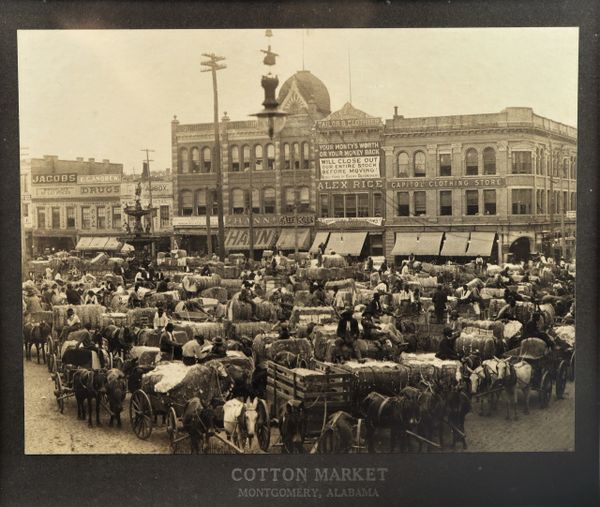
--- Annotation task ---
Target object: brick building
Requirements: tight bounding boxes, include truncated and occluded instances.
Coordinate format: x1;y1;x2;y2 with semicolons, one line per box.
28;155;124;256
171;70;329;257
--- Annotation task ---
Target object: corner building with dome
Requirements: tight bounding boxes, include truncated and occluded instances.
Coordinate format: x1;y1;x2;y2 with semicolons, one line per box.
171;70;576;263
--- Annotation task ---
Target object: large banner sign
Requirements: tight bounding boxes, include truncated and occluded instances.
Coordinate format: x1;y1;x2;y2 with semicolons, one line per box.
318;142;380;180
31;173;77;185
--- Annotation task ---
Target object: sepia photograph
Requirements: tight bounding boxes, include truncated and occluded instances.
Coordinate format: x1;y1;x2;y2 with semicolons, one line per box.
18;27;578;456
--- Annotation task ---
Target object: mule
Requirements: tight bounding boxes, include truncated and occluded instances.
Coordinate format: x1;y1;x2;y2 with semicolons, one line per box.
105;368;127;427
315;411;361;454
360;391;420;453
181;397;216;454
466;358;502;416
222;397;259;450
445;382;472;449
497;358;532;420
23;321;51;364
279;400;307;454
414;381;446;451
73;369;107;427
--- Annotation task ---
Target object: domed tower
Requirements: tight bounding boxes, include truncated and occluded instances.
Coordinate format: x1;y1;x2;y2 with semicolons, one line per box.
277;70;331;118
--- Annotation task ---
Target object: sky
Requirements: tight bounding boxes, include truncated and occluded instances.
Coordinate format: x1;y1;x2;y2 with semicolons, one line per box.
18;28;578;175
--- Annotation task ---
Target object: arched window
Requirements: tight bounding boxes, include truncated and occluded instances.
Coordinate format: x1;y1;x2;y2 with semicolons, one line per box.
263;187;276;214
414;151;426;177
254;145;263;171
251;188;260;213
202;147;212;172
298;186;310;212
302;142;310;169
284;187;295;212
179;148;189;174
231;188;245;214
230;145;240;172
465;148;478;175
180;190;193;216
266;144;275;170
562;158;569;178
195;190;206;215
283;143;291;170
242;145;251;171
539;148;545;175
293;142;300;170
191;147;200;172
397;152;409;177
483;147;496;175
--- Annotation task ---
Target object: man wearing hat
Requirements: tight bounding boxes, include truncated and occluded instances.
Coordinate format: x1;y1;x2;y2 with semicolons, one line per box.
59;307;82;341
240;280;258;319
182;335;205;366
160;322;182;361
449;310;462;336
333;307;363;363
199;337;227;363
310;282;327;307
66;283;81;305
436;327;460;360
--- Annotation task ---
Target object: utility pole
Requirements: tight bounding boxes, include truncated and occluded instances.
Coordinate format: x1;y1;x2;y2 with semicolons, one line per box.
549;140;555;259
141;148;155;259
206;189;213;256
293;161;299;259
201;53;227;261
559;145;566;260
248;163;255;261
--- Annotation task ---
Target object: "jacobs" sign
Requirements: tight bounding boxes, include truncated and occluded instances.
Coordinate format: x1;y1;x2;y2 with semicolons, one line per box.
31;173;77;185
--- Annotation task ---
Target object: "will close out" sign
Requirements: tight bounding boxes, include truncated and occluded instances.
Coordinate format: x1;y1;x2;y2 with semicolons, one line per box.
318;142;380;180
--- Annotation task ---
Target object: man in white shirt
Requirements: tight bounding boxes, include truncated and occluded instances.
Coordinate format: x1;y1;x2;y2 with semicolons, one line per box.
153;307;169;330
182;335;205;366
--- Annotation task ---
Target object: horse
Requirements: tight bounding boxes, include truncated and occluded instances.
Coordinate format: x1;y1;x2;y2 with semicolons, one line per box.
221;397;260;450
101;325;136;357
360;391;420;453
279;400;307;454
105;368;127;427
23;321;51;364
465;358;502;416
413;379;447;451
496;358;532;420
73;369;108;427
181;397;216;454
315;411;362;454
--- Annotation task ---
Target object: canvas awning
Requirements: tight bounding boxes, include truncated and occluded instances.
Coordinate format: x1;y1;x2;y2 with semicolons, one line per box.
466;232;496;257
390;233;419;256
75;237;94;251
89;237;110;250
276;228;311;250
225;228;278;250
309;232;330;253
413;232;444;256
440;232;471;256
326;232;367;256
104;237;123;251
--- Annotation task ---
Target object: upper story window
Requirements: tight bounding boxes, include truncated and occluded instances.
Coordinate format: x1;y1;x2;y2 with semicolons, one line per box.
231;188;245;214
302;142;310;169
465;148;478;176
396;192;409;216
180;190;193;216
512;151;532;174
414;191;426;216
52;207;61;229
202;147;212;172
439;153;451;177
230;146;240;172
263;187;276;214
298;186;310;212
561;158;569;179
284;187;296;213
191;147;200;172
397;152;409;178
266;144;275;170
96;207;106;229
80;207;90;229
484;189;496;215
195;189;207;216
319;194;330;218
254;145;263;171
283;143;291;170
512;189;533;214
465;189;479;215
373;193;383;217
414;151;426;177
440;190;452;216
242;145;251;171
293;143;300;170
483;147;496;175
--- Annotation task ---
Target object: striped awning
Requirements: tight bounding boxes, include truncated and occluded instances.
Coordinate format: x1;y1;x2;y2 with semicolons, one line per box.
440;232;471;256
466;232;496;257
413;232;444;256
390;233;419;256
326;232;367;256
75;237;94;251
276;228;311;250
309;232;330;253
225;229;278;250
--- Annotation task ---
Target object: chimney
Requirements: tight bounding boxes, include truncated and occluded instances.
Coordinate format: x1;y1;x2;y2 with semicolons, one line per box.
394;106;398;118
102;159;109;163
88;157;95;162
76;157;84;161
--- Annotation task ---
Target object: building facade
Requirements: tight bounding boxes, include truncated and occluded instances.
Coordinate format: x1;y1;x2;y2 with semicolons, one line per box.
28;155;124;255
170;70;577;263
171;70;329;258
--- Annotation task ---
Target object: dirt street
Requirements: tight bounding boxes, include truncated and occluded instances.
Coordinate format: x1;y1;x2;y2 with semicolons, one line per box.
24;358;574;454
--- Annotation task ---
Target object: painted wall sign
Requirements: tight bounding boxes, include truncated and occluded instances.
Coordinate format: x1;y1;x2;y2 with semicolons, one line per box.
316;118;382;129
121;181;173;198
318;217;384;227
79;174;122;184
31;186;78;198
225;228;277;249
317;179;383;191
80;185;121;195
172;216;218;227
388;177;506;190
224;215;281;227
31;173;77;185
279;214;316;226
32;184;122;199
318;142;380;180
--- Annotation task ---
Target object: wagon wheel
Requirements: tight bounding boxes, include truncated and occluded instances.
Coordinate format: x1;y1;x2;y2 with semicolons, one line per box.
54;374;64;414
46;337;55;369
539;372;553;408
568;351;575;381
130;390;154;440
555;360;568;399
51;354;59;375
256;398;271;452
47;353;55;374
166;407;179;453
